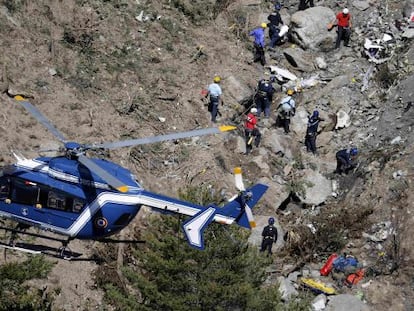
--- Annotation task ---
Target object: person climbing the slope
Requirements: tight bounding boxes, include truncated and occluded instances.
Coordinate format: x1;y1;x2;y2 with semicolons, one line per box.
249;23;267;65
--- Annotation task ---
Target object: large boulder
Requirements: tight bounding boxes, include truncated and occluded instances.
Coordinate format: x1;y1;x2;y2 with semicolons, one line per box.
258;176;291;213
297;169;332;205
290;7;336;51
224;75;253;103
283;47;316;72
262;128;298;159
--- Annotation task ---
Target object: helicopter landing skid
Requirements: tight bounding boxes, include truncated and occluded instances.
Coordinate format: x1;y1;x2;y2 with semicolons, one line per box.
0;240;80;260
0;225;79;260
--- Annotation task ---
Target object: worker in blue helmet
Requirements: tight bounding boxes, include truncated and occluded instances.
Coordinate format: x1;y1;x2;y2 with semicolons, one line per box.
305;110;324;155
260;217;278;256
334;147;358;174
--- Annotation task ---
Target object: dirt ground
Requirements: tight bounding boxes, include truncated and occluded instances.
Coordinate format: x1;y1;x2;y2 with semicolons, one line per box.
0;0;413;310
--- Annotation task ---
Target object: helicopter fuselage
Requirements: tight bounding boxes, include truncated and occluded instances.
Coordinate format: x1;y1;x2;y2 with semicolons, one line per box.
0;156;144;239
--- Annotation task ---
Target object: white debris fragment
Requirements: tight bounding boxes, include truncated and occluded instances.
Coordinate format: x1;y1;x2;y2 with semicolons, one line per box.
48;68;57;76
390;136;401;144
136;10;144;22
335;110;351;129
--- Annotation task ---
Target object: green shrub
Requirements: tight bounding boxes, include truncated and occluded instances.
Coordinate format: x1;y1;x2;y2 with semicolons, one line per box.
0;256;56;311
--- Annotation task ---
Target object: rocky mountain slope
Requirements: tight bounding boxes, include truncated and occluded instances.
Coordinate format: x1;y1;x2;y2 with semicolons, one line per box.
0;0;413;310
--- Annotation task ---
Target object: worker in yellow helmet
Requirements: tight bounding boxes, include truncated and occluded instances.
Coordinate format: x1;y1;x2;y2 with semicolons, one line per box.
206;76;222;123
249;23;267;66
276;89;296;134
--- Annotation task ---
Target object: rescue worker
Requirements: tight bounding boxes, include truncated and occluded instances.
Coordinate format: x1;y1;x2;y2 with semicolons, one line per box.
298;0;314;11
244;108;261;155
267;3;284;48
334;8;352;49
276;89;296;134
305;110;324;155
260;217;278;256
206;76;222;123
255;77;275;118
335;147;358;174
249;23;267;66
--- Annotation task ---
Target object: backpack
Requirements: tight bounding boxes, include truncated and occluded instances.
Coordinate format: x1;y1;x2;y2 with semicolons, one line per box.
333;256;358;272
280;97;293;112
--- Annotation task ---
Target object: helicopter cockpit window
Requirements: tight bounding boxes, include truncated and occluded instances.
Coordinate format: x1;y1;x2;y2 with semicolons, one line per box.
10;178;38;205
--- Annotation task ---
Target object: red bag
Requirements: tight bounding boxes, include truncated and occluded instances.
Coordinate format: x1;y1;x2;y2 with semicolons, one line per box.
345;269;364;287
320;253;338;276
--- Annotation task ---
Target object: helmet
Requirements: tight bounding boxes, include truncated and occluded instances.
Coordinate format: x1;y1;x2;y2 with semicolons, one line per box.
287;89;294;96
250;107;258;114
275;3;282;10
213;76;221;83
312;110;319;118
261;22;267;29
343;8;349;15
350;147;358;156
268;217;275;225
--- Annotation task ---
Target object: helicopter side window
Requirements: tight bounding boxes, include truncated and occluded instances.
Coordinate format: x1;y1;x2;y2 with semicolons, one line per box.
72;199;84;213
48;191;67;211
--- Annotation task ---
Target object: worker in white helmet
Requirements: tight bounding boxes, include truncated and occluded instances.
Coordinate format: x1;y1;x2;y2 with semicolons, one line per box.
244;108;261;155
334;8;352;49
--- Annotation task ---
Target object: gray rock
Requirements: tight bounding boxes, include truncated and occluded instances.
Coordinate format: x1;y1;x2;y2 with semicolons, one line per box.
297;169;332;205
259;176;291;216
326;294;370;311
352;0;371;11
401;28;414;39
312;294;327;311
224;75;253;104
290;7;337;51
283;47;316;72
315;56;328;69
277;276;299;302
262;129;295;159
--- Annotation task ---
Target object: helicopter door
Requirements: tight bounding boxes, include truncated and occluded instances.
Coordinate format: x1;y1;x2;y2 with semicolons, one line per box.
0;177;10;200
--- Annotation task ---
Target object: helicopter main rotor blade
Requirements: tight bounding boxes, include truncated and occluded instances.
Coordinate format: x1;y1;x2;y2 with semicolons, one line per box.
90;125;236;150
77;154;128;193
15;96;67;143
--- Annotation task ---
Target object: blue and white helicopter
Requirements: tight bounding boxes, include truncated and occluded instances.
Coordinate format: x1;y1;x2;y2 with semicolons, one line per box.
0;95;268;258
